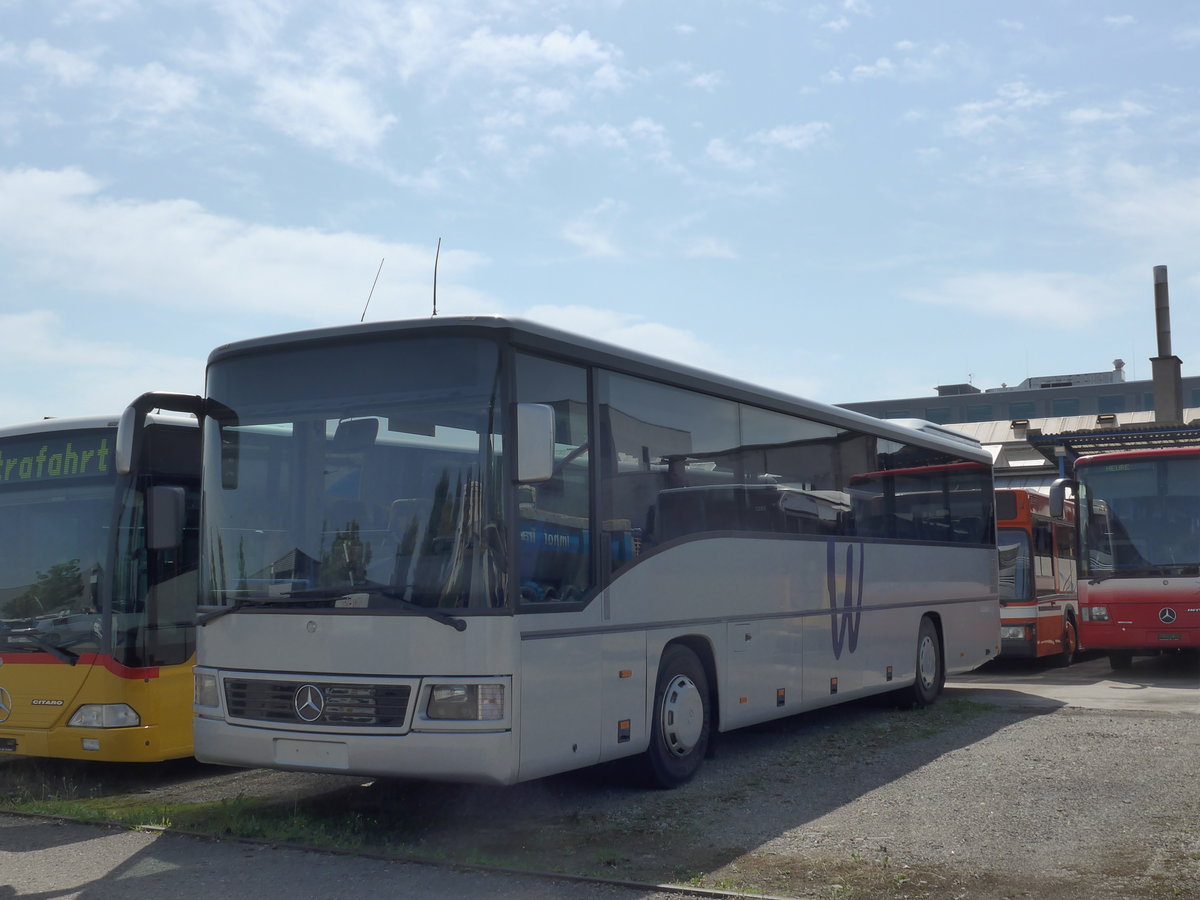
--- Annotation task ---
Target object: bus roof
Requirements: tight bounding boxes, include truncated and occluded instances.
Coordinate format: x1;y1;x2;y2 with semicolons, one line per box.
0;412;196;440
208;316;993;464
1074;444;1200;468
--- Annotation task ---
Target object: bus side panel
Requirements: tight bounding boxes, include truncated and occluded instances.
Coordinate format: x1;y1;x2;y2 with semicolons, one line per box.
599;628;647;764
516;633;604;782
721;616;805;731
801;542;997;706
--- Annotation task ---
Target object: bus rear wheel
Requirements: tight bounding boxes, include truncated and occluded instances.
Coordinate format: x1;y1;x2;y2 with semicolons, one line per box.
641;645;711;789
898;617;943;708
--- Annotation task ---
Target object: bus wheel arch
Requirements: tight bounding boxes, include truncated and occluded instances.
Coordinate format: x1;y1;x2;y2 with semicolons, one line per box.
1055;614;1078;667
641;640;715;788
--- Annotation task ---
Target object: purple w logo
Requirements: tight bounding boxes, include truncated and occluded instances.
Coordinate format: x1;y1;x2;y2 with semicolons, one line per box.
827;539;865;659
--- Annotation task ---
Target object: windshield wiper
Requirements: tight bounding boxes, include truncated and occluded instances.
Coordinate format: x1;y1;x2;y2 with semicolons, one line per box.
3;631;79;665
332;586;469;632
198;586;468;632
196;594;316;625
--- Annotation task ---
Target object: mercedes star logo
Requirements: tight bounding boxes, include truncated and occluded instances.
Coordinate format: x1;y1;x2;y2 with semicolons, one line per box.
0;687;12;724
293;684;326;722
1159;607;1178;625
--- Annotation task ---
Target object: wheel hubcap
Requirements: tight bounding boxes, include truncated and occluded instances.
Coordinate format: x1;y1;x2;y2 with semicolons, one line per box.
917;635;937;689
660;674;704;757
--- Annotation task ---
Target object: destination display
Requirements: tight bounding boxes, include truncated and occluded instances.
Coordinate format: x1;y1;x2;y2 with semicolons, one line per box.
0;431;113;486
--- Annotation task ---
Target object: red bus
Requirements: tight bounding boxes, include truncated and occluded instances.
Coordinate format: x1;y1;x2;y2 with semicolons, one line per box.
995;488;1078;665
1052;446;1200;669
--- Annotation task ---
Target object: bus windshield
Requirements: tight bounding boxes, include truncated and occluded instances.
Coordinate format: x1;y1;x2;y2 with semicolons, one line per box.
997;527;1031;603
0;429;115;654
1079;454;1200;575
201;335;507;612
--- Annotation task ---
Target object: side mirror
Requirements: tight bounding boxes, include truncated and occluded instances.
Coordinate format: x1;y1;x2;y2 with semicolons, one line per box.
516;403;555;483
116;392;205;474
1048;477;1074;519
147;485;186;551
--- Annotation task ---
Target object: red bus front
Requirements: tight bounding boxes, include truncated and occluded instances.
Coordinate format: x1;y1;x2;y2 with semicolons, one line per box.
1073;447;1200;668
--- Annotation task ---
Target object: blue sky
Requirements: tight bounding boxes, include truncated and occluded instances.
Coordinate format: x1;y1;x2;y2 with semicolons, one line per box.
3;1;1199;425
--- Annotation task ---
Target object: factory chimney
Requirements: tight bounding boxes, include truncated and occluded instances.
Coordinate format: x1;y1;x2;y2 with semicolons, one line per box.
1150;265;1183;426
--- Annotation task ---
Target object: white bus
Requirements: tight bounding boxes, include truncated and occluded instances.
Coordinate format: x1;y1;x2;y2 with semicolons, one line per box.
140;317;998;787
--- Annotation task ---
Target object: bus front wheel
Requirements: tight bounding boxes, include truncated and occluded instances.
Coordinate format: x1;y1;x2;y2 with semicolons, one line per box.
642;644;711;789
1055;618;1078;668
1109;650;1134;670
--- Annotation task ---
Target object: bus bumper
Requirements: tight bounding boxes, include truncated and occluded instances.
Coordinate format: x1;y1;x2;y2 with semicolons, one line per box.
193;717;519;785
1081;624;1200;650
0;724;186;763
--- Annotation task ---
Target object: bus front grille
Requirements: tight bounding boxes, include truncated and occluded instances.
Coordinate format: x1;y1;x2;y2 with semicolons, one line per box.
223;678;412;727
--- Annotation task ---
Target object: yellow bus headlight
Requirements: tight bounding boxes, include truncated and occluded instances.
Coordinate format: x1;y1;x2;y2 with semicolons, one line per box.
68;704;141;728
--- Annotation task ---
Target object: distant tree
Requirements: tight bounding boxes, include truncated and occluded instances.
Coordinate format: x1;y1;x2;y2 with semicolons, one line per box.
2;559;84;618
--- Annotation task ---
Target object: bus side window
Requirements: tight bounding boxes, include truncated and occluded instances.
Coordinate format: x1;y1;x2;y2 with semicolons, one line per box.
515;354;592;604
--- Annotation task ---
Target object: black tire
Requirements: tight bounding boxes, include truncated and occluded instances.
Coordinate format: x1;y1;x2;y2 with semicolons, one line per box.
1054;617;1078;668
641;645;711;789
1109;650;1134;670
899;617;943;708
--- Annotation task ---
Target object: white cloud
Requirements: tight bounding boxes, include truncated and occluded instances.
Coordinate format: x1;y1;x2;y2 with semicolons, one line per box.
0;310;204;422
682;237;737;259
51;0;137;26
23;39;99;86
688;71;724;92
520;305;712;366
749;123;832;150
905;272;1119;326
1064;100;1150;126
1104;15;1136;27
1082;164;1200;254
1172;25;1200;46
107;62;202;118
548;122;628;150
458;26;614;77
849;57;894;80
561;200;623;258
705;137;756;171
946;81;1056;138
253;73;396;154
0;167;488;322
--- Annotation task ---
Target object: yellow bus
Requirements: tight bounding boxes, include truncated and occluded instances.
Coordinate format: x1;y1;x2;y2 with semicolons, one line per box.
0;411;199;761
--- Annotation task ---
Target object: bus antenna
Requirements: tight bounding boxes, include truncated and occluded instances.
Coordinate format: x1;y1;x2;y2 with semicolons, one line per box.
360;257;385;323
432;237;441;316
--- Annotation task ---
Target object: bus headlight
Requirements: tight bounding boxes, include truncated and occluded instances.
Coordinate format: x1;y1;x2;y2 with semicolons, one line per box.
68;704;141;728
194;672;220;708
1082;606;1109;622
1000;625;1030;640
426;684;505;721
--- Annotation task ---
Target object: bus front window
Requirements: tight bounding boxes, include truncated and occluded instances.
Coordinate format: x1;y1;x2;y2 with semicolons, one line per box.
0;487;110;654
202;336;507;612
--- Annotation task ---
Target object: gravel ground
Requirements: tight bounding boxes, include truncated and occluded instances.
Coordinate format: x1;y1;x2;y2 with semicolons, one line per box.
3;655;1198;900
